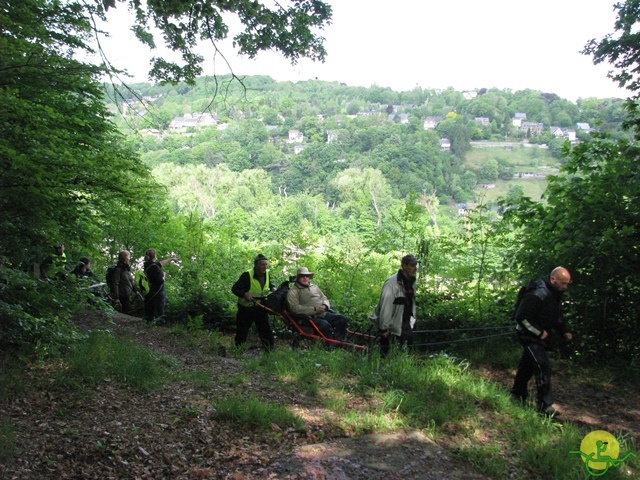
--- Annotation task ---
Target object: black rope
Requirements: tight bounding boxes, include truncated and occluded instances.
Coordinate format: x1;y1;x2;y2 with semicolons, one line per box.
414;325;513;334
413;331;514;347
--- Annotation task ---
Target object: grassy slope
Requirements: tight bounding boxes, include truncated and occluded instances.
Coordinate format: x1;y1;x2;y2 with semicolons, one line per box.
1;311;638;480
468;144;562;203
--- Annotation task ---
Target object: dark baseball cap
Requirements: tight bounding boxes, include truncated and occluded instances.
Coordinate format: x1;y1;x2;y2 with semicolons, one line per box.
401;254;419;266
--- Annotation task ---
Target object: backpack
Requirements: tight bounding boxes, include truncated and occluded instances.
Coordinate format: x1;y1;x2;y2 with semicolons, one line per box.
106;263;118;285
263;281;291;313
512;279;547;320
134;269;149;295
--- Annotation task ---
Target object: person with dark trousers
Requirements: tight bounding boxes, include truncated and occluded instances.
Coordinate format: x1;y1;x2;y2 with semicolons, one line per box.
144;248;178;325
232;254;276;350
109;250;136;314
286;267;348;344
511;266;573;416
371;254;418;357
40;242;69;280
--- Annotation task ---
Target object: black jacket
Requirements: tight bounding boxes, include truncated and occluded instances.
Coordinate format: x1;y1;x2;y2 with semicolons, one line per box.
110;262;134;299
144;261;164;294
515;276;568;346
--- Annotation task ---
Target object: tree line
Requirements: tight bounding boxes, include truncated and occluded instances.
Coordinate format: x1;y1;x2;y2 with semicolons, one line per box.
2;0;640;365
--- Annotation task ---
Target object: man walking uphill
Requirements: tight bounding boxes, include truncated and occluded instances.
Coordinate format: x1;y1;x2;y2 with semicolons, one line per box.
511;266;573;415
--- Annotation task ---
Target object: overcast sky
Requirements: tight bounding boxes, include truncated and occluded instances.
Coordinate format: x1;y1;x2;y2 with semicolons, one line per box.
98;0;628;102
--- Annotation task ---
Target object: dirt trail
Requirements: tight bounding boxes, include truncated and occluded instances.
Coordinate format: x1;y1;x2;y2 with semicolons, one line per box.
1;310;638;479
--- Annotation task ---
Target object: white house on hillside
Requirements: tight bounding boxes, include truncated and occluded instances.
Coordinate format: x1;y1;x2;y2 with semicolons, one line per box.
287;129;304;143
512;112;527;127
423;116;443;130
169;112;219;130
550;126;576;141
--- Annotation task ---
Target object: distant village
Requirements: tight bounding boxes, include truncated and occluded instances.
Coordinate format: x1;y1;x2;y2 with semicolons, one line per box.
123;93;590;217
124;92;592;157
133;107;590;154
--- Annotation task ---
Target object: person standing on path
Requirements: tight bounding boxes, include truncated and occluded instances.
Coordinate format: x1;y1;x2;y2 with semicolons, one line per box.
231;254;276;350
371;254;418;357
144;248;178;325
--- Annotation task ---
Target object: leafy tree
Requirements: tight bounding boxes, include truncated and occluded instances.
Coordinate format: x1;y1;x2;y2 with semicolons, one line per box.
477;159;499;182
0;0;158;266
583;0;640;136
501;136;640;360
332;167;396;234
435;116;472;157
95;0;332;85
583;1;640;97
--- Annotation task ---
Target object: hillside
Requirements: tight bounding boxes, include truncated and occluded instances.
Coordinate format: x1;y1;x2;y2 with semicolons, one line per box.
110;76;630;207
1;310;638;479
468;142;561;202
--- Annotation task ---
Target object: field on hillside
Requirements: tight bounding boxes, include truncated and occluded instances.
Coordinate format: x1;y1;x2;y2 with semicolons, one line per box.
467;144;562;203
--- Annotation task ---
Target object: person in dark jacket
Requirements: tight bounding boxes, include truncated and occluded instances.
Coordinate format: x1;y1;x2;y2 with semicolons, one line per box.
40;242;69;280
232;254;275;350
144;248;178;325
71;257;94;280
511;266;573;415
109;250;136;313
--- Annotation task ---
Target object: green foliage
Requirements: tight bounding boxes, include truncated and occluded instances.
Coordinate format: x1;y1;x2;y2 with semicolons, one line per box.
0;0;160;268
5;0;638;370
248;346;600;477
0;264;89;357
584;2;640;95
114;0;332;85
501;133;640;361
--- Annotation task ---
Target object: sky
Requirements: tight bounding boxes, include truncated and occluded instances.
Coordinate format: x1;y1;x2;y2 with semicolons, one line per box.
98;0;628;102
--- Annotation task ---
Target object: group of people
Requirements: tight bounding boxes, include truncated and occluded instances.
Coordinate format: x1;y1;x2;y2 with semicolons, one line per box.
40;243;97;284
231;254;419;355
40;243;178;325
232;254;573;417
106;248;178;325
45;242;573;416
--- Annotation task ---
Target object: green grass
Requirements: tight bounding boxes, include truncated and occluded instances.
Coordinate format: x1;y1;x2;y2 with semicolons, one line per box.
4;325;637;479
213;394;305;431
466;145;562;203
57;330;170;390
475;178;550;202
245;346;639;479
465;145;560;169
